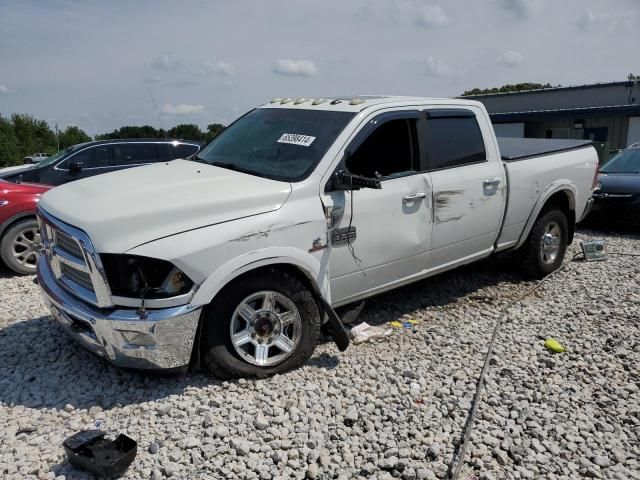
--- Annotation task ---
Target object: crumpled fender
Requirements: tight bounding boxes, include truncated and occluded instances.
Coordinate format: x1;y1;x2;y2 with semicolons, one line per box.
190;246;331;306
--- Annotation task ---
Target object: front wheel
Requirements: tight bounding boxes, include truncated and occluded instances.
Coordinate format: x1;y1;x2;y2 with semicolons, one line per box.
520;209;568;278
201;269;321;379
1;218;41;275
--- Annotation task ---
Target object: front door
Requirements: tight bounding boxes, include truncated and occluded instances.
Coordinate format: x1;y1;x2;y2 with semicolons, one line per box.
46;144;112;185
325;112;433;305
424;108;505;268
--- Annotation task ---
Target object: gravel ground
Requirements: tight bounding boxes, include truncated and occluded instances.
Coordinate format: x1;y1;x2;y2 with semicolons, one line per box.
1;229;638;480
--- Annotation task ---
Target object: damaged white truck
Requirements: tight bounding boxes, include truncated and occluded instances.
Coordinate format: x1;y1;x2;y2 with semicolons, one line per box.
36;96;598;377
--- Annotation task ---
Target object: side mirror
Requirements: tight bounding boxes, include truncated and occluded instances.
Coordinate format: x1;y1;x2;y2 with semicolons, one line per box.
69;161;83;174
333;169;381;191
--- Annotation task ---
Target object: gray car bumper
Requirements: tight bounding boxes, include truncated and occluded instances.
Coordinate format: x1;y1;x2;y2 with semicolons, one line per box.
37;258;201;370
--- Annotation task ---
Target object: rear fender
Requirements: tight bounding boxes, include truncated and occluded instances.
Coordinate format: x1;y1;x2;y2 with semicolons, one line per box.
514;182;576;250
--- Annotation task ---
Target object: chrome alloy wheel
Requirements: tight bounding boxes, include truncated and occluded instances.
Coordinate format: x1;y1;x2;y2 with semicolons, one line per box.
11;226;41;271
229;290;302;366
540;220;561;264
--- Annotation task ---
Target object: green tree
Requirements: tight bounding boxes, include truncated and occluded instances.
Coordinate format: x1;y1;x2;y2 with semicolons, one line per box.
168;123;204;141
0;115;20;168
95;125;163;140
461;83;559;96
205;123;225;142
58;125;91;149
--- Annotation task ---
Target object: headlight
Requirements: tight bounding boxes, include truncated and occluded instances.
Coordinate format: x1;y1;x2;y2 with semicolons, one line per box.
101;254;194;299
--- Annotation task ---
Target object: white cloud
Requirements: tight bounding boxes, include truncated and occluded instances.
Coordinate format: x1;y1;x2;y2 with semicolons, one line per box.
144;74;163;85
273;59;318;77
498;0;542;19
423;56;454;77
151;53;183;72
201;60;235;77
0;84;8;94
497;50;525;67
393;1;450;28
413;4;451;28
576;8;634;31
160;103;205;115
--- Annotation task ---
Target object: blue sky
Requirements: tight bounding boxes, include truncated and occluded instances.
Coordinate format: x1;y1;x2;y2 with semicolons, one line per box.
0;0;638;136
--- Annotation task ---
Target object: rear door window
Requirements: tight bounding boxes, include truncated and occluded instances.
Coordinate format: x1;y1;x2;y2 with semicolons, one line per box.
424;110;486;170
112;143;159;166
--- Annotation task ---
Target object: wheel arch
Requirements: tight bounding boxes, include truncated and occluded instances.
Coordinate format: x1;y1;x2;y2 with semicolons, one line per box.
190;247;330;308
515;184;576;250
0;211;37;240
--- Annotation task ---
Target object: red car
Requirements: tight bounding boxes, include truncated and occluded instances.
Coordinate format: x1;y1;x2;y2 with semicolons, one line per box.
0;179;52;274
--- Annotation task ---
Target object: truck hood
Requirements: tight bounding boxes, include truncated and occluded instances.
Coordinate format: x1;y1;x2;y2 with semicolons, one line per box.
39;159;292;253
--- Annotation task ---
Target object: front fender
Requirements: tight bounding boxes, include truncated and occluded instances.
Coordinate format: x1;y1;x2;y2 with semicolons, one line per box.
190;246;331;306
514;181;577;250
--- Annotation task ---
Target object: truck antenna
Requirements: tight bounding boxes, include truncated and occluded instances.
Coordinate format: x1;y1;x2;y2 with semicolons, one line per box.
147;87;167;137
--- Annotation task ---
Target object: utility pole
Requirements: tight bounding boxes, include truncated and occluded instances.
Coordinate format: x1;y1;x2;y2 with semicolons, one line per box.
55;124;60;152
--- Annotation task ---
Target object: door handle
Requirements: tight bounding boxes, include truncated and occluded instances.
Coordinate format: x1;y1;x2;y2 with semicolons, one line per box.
483;178;502;187
403;192;427;202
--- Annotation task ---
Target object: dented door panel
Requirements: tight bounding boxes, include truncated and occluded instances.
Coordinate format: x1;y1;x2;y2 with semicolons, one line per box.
327;174;432;304
428;161;505;268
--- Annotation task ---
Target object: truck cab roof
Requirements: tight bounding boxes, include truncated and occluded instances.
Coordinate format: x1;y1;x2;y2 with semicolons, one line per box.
260;95;483;113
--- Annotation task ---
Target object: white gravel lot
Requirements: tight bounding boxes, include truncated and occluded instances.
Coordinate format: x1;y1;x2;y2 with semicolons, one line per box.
1;230;638;480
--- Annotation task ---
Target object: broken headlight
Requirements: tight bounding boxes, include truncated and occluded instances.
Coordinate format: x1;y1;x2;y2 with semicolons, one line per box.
101;254;193;299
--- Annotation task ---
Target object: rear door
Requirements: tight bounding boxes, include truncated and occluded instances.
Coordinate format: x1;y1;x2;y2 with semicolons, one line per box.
111;142;160;170
326;111;433;305
424;108;505;268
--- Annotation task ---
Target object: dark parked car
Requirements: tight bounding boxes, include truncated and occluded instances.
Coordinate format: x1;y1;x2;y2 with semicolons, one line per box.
590;143;640;225
0;139;203;186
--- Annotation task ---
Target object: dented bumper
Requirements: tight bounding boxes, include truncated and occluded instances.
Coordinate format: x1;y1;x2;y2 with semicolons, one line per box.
37;258;201;370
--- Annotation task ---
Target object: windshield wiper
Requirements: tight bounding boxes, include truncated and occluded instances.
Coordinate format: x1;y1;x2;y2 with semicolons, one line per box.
190;155;208;164
211;161;259;176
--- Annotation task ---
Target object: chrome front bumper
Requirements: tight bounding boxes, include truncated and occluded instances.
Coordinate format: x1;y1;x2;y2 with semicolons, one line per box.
37;258;202;370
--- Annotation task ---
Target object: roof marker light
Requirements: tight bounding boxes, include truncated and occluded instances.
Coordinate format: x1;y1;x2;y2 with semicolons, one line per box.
350;98;365;105
270;98;283;103
294;98;308;105
312;98;327;105
280;98;293;104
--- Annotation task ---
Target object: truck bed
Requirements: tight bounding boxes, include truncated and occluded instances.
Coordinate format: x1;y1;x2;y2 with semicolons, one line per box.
498;137;593;161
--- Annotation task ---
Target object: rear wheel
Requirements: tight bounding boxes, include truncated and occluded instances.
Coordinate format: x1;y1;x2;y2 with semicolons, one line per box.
520;209;568;278
1;218;41;275
201;269;321;379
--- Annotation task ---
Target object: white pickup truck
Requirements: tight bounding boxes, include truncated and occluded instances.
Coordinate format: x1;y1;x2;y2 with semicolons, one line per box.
36;96;598;378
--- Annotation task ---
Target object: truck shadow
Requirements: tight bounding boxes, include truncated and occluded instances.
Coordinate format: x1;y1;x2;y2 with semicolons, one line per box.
338;254;527;328
0;255;523;412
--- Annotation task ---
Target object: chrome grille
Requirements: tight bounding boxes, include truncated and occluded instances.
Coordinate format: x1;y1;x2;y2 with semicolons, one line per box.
38;208;113;308
60;262;94;291
55;230;84;259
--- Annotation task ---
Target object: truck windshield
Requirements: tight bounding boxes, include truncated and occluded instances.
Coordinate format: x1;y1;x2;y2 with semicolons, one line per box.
192;108;354;181
600;148;640;174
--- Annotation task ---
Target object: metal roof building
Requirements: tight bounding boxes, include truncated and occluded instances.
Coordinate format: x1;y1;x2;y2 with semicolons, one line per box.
465;80;640;161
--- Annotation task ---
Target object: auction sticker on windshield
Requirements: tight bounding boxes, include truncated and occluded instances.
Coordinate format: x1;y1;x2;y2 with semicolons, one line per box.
277;133;316;147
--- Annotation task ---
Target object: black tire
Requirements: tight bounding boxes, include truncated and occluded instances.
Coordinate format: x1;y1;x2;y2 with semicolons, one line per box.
0;218;40;275
520;208;568;279
201;268;321;379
